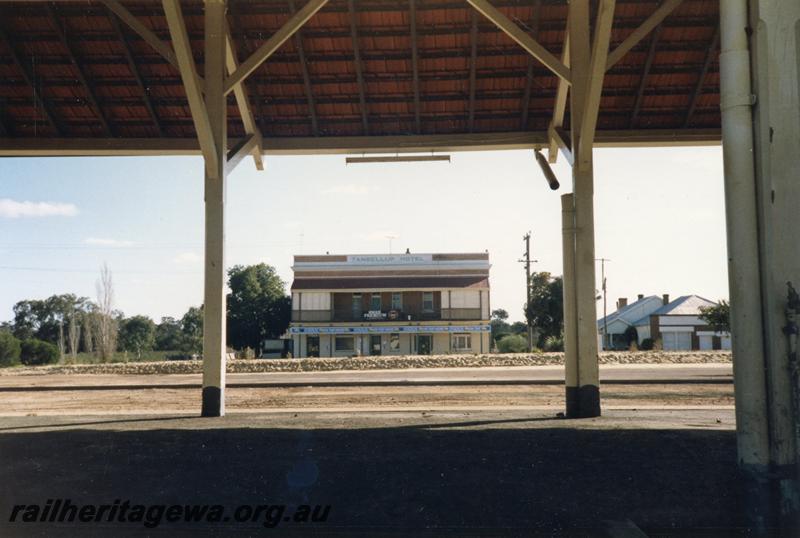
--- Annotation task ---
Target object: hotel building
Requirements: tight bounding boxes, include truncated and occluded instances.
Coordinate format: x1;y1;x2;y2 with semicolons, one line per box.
288;252;491;357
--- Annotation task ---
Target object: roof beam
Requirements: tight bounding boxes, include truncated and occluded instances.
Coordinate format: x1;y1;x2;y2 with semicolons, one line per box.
162;0;217;175
0;129;722;157
225;20;264;170
288;0;319;136
606;0;683;71
107;8;163;136
101;1;179;70
465;0;570;84
226;132;262;174
629;24;662;128
520;0;542;130
683;24;720;128
467;9;478;132
578;0;616;168
0;25;62;135
224;0;329;96
348;0;369;134
409;0;421;133
548;124;573;166
46;4;112;136
547;27;569;162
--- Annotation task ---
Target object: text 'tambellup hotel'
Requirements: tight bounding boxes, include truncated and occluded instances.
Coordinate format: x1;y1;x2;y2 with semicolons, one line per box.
288;252;492;357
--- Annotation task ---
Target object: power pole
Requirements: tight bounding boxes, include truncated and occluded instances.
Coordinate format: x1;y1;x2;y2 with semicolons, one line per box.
519;232;535;352
596;258;611;350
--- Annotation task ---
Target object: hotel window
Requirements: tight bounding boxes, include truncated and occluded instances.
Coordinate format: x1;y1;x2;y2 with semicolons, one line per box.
335;336;355;352
391;292;402;310
370;292;381;311
452;333;472;351
352;294;362;318
389;333;400;351
422;292;434;312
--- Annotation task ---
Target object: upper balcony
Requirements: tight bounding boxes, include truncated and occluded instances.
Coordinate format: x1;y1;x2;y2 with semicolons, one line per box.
291;291;486;323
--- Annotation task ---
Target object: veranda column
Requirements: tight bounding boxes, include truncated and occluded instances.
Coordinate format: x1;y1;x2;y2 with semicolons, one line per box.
568;0;600;417
202;0;228;417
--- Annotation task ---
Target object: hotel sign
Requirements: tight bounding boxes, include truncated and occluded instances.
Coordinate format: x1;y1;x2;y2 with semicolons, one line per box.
289;325;491;335
347;254;432;265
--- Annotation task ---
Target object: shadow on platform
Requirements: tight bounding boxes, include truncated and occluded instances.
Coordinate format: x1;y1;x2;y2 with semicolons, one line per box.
0;420;744;536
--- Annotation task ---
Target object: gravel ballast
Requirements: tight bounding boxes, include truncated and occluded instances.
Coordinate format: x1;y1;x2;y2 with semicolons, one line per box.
0;351;731;376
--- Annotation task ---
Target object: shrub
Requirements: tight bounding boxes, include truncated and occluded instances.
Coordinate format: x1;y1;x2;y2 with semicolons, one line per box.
496;334;528;353
0;332;21;367
543;334;564;352
20;339;59;366
640;338;654;351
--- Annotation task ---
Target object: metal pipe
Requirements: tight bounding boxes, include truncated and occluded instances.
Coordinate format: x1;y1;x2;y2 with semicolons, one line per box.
534;150;560;190
719;0;771;525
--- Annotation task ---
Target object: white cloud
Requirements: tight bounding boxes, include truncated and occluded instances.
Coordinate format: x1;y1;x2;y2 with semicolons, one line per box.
173;252;202;264
84;237;135;247
0;198;78;218
321;184;376;195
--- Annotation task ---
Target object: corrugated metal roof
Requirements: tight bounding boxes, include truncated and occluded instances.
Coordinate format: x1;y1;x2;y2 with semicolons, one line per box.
0;0;721;141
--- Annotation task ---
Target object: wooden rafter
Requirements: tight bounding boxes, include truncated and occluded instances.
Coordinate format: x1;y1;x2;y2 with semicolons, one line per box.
409;0;421;133
547;27;569;163
107;8;163;136
162;0;217;175
0;25;62;135
578;0;615;168
101;0;178;70
630;24;662;128
224;20;264;170
466;0;570;84
520;0;542;130
46;4;111;136
288;0;319;136
230;1;268;137
606;0;683;71
467;9;478;132
224;0;329;95
348;0;369;134
683;24;720;128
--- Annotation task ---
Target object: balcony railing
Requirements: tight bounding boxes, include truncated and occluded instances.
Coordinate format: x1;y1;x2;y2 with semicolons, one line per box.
291;310;332;322
441;308;483;320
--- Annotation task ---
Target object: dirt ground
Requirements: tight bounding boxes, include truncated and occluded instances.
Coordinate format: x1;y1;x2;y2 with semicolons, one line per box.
0;383;734;416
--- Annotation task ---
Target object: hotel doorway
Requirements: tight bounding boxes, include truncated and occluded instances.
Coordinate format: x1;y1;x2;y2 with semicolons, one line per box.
370;335;382;356
306;336;320;358
416;335;432;355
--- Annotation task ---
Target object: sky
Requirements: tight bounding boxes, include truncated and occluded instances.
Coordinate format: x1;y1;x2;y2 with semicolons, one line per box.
0;145;728;323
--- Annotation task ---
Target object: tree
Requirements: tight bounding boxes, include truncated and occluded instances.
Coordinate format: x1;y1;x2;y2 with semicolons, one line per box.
699;300;731;332
119;315;156;359
180;306;203;354
19;339;59;366
524;273;564;349
226;264;291;350
497;334;528;353
490;309;512;344
0;331;21;367
155;317;183;351
12;294;89;345
95;264;118;362
68;310;80;362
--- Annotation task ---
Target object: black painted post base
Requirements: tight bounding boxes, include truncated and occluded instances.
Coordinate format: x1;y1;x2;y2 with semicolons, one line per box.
201;386;223;417
565;385;601;418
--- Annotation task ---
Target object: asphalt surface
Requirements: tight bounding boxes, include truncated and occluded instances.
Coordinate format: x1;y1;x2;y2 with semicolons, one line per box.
0;363;733;391
0;410;745;537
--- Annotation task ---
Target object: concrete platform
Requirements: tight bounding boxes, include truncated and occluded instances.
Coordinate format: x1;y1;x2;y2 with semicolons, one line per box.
0;409;747;536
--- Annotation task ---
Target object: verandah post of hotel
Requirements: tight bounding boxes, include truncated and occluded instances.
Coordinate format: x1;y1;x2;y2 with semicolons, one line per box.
202;0;228;416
